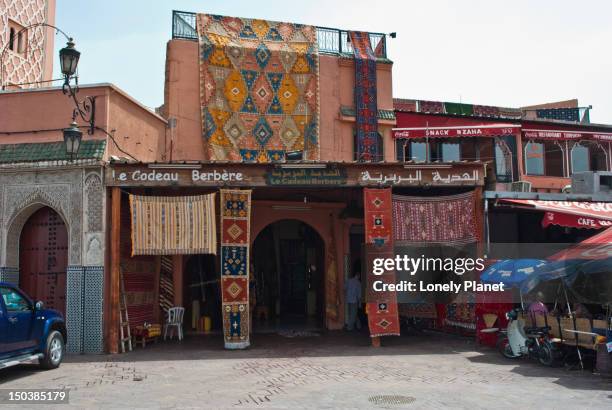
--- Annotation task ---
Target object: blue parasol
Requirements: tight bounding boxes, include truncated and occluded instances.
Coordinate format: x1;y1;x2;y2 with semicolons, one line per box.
480;259;547;289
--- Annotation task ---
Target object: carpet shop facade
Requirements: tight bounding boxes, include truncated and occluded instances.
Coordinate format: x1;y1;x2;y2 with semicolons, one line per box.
96;11;488;352
104;160;486;351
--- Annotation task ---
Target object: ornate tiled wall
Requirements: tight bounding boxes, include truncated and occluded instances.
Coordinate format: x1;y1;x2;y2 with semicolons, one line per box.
0;0;50;88
0;266;19;284
0;167;106;353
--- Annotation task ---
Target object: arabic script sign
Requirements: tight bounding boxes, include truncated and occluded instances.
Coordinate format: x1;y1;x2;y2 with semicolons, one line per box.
359;169;481;186
266;168;347;186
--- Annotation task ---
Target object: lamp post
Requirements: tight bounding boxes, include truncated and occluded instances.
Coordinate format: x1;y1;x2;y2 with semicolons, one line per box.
63;121;82;160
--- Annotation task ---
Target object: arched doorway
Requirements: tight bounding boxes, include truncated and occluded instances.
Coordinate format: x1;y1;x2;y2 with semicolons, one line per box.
252;219;325;332
19;206;68;316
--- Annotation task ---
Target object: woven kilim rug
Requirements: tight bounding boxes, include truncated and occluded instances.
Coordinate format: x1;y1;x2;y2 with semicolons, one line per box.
129;194;217;256
391;191;478;246
364;188;400;337
196;14;320;162
350;31;379;161
220;189;252;349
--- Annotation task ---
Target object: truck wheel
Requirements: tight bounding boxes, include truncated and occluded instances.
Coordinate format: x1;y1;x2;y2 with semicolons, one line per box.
39;331;64;370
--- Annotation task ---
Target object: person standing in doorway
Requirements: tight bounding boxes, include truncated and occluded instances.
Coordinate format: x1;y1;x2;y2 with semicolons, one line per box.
345;262;362;331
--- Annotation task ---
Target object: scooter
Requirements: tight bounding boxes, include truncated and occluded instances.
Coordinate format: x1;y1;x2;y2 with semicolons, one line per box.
497;308;562;366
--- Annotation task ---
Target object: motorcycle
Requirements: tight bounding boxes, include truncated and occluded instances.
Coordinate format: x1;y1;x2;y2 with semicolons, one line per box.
497;308;562;366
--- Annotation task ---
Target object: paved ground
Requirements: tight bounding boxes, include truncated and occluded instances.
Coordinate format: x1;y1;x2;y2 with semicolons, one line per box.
1;331;611;409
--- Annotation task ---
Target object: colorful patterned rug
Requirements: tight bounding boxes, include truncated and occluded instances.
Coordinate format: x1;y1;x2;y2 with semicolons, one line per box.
392;192;478;246
350;31;379;161
220;189;252;349
364;188;400;337
129;194;217;256
196;14;320;162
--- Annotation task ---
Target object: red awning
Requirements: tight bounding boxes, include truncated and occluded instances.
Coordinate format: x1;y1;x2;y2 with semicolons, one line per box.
522;129;612;141
498;199;612;229
541;211;612;230
392;124;520;139
549;227;612;261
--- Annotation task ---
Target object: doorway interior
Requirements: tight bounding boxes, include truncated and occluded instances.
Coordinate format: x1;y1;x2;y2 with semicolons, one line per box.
252;219;324;333
183;254;221;333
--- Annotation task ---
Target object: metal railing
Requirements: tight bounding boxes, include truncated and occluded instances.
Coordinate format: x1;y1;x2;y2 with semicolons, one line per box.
172;11;387;58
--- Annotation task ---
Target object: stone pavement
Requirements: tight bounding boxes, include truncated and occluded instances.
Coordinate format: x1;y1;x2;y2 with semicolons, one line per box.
1;331;611;409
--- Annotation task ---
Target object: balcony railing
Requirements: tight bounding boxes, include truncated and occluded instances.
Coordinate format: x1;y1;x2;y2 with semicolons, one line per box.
172;10;388;59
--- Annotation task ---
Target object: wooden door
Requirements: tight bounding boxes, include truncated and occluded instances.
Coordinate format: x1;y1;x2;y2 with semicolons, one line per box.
19;207;68;316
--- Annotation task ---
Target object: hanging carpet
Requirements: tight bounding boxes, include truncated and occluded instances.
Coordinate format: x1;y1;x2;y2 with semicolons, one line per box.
219;189;252;349
129;194;217;256
196;14;320;162
364;188;400;337
392;191;478;246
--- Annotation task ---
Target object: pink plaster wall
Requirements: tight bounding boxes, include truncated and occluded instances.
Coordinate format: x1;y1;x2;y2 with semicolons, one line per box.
0;84;166;162
163;39;396;162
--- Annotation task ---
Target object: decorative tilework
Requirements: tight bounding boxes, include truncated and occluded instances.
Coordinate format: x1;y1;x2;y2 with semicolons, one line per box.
0;267;19;284
83;266;104;353
66;265;83;354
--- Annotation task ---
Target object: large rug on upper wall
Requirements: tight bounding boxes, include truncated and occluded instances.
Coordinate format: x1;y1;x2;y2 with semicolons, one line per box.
196;14;320;162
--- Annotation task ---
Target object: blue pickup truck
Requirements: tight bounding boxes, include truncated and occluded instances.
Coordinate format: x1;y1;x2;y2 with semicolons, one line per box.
0;282;67;370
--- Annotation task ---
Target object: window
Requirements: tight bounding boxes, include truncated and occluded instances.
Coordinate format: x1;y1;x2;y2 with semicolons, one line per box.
9;27;16;51
7;20;26;55
0;287;31;312
441;143;460;162
409;141;428;162
524;142;544;175
571;144;589;173
495;143;511;181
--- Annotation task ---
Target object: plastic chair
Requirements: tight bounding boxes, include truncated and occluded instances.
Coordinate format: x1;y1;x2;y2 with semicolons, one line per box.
164;307;185;341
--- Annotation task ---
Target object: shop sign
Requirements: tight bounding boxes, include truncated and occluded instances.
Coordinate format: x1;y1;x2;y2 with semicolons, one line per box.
109;168;247;185
359;169;481;186
393;125;518;139
266;168;347;186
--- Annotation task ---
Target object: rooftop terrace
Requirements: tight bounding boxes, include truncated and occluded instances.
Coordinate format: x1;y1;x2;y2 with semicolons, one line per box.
172;10;389;59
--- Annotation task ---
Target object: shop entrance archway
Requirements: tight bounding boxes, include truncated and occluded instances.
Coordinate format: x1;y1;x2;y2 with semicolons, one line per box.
251;219;325;333
18;206;68;316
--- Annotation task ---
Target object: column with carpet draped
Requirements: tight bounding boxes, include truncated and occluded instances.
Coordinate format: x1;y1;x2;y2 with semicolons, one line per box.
363;188;400;337
219;189;252;349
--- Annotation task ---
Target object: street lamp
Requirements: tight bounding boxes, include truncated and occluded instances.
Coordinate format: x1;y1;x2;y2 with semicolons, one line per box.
59;37;96;151
59;39;80;79
63;121;82;160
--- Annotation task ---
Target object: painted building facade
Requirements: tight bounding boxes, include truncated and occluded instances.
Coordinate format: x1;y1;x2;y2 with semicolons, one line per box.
0;84;167;353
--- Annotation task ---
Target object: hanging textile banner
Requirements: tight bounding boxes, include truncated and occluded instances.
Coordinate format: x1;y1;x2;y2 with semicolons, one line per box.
392;191;478;246
129;194;217;256
350;31;379;161
219;189;252;349
196;14;320;162
364;188;400;337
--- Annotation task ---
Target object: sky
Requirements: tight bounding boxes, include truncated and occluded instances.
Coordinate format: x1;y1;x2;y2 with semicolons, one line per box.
53;0;612;123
